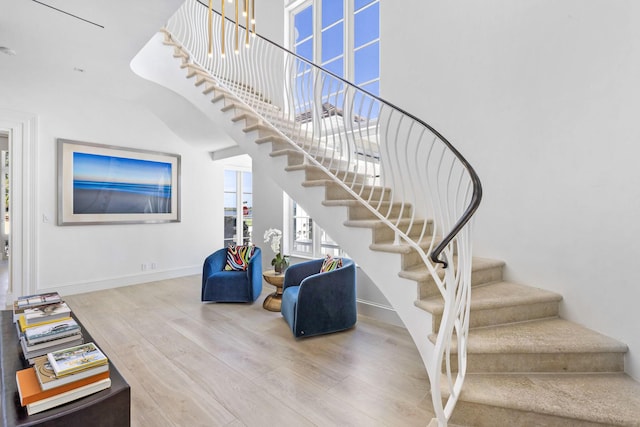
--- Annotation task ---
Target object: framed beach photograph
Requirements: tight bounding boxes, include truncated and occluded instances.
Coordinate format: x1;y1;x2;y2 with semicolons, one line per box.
57;139;181;225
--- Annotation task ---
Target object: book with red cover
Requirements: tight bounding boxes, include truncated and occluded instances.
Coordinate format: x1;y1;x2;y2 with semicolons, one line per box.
16;366;110;406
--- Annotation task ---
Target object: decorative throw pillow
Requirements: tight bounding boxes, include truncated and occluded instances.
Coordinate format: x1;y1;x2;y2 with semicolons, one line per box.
224;245;256;271
320;254;342;273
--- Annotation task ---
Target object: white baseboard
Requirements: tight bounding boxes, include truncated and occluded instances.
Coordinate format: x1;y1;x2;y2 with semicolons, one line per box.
34;266;201;297
356;299;404;328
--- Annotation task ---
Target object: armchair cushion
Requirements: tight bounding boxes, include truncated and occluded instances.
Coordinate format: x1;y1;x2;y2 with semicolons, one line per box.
224;245;256;271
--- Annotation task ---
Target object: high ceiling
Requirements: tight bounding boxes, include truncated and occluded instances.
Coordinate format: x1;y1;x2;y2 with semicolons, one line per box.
0;0;234;151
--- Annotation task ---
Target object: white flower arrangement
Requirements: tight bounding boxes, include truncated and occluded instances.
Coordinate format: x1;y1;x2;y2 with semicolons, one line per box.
263;228;282;253
263;228;288;273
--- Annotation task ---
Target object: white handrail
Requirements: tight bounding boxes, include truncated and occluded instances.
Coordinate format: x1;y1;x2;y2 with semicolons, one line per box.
165;1;481;424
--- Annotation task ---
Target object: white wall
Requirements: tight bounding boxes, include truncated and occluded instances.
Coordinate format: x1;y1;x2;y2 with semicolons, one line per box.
0;82;226;296
251;156;285;270
381;0;640;379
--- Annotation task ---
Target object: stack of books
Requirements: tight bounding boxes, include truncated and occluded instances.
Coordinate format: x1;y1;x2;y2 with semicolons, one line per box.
12;292;85;363
20;319;84;363
16;342;111;415
13;292;63;322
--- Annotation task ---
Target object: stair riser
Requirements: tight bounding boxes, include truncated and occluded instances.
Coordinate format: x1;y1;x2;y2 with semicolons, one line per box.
285;152;305;167
371;222;430;243
202;84;218;95
266;121;298;133
450;401;608;427
270;140;291;152
285;150;352;170
187;69;208;80
325;183;391;202
270;150;305;166
248;126;282;139
195;77;213;87
211;93;235;107
348;204;413;221
445;352;625;373
233;114;260;126
212;80;271;105
432;301;561;332
314;157;352;171
402;250;432;270
173;48;188;59
304;167;369;185
470;265;505;287
418;264;504;299
401;239;449;269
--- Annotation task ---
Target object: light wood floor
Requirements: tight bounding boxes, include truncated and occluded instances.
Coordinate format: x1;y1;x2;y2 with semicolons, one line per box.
64;275;435;427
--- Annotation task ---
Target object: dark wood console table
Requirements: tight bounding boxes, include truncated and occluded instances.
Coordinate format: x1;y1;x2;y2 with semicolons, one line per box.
0;310;131;426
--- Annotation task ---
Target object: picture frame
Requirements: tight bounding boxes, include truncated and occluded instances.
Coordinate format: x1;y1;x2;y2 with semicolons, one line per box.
57;138;181;225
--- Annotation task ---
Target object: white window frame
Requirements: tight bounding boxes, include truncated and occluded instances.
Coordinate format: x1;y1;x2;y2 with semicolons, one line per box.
224;169;252;247
285;0;380;89
285;194;343;259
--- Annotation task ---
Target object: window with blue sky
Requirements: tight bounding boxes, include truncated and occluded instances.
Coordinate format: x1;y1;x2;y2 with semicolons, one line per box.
289;0;380;95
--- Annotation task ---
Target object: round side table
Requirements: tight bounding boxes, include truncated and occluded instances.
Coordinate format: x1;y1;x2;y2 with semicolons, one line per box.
262;269;285;312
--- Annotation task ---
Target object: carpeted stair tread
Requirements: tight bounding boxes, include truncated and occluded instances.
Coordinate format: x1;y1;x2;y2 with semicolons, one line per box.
434;317;628;354
399;257;505;283
417;281;562;315
301;179;388;192
322;199;410;209
343;218;425;228
450;373;640;426
370;238;436;254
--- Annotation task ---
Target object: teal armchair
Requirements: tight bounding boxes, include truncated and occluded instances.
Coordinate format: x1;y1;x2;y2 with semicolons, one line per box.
280;257;357;338
201;246;262;303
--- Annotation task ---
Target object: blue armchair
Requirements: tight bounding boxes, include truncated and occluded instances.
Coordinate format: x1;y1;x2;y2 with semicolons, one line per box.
201;246;262;303
281;257;357;338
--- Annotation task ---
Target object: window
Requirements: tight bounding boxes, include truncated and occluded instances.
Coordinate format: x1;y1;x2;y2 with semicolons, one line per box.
288;0;380;124
288;0;380;93
353;0;379;93
292;201;313;254
224;170;252;247
287;196;343;258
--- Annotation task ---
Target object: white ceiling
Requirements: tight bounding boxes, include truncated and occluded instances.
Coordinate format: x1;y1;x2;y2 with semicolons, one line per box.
0;0;235;151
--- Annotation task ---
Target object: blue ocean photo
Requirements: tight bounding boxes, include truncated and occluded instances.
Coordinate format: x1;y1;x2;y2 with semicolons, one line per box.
73;152;173;214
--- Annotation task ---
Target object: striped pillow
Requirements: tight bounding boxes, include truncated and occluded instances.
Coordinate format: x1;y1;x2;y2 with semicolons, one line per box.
224;245;256;271
320;254;342;273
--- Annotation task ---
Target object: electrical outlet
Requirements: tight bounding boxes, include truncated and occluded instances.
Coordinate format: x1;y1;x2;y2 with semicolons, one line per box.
141;263;147;271
151;262;157;270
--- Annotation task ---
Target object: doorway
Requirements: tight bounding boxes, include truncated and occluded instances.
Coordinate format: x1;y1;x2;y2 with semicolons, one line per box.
0;132;9;307
0;110;37;307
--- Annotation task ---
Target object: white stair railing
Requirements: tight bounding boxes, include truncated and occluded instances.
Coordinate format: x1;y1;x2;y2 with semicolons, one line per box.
166;1;482;424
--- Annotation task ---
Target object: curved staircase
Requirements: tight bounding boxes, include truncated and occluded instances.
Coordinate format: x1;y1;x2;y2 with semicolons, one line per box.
129;4;640;425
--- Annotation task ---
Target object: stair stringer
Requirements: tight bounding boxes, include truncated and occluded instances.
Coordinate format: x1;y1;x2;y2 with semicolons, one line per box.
131;32;439;374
